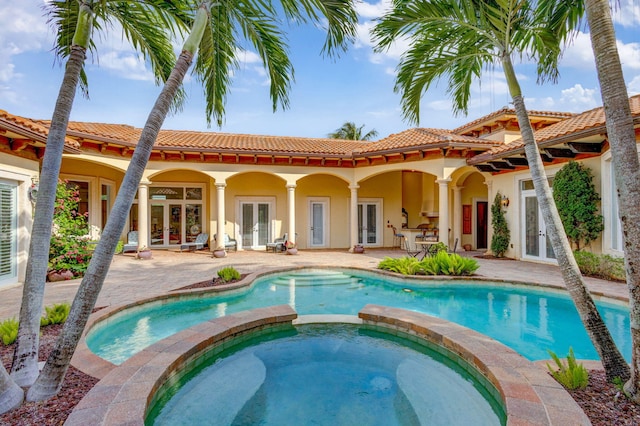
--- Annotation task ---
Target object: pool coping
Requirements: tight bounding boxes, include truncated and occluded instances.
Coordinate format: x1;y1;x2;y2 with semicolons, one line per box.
66;304;589;425
71;265;628;380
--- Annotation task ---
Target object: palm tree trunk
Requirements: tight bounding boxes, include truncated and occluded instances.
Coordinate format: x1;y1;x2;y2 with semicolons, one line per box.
10;2;94;388
0;367;23;415
503;53;630;381
26;4;210;401
584;0;640;398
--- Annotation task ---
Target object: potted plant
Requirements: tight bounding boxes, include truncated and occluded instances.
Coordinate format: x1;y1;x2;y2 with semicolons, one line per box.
136;246;152;260
285;240;298;255
353;244;365;253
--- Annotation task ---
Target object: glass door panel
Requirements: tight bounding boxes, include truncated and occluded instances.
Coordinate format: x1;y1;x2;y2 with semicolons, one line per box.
150;204;164;246
241;203;254;247
258;203;269;246
186;204;203;243
310;202;325;246
525;196;539;257
357;201;380;246
169;205;182;245
366;204;377;244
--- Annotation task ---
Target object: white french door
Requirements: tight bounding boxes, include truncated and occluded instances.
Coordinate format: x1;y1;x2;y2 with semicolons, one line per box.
309;198;329;247
521;190;556;262
239;198;274;249
357;199;382;246
150;203;182;246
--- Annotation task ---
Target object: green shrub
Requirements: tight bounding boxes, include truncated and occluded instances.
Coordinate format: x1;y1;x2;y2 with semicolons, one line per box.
491;191;510;257
378;257;422;275
48;180;93;277
378;254;479;276
40;303;71;327
574;250;625;282
115;240;124;254
420;251;480;276
217;266;241;282
546;348;589;390
0;318;19;345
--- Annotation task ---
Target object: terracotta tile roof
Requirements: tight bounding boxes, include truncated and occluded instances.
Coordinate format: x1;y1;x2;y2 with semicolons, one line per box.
468;94;640;164
359;128;498;154
453;107;575;135
0;110;80;151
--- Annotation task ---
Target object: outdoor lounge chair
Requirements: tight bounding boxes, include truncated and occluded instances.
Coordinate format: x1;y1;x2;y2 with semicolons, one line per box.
266;233;287;252
214;233;237;252
122;231;138;253
180;233;209;252
403;236;423;259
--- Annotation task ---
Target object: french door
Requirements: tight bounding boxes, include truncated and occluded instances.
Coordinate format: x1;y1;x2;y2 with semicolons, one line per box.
309;198;329;247
357;200;382;246
150;203;182;246
521;191;556;262
239;198;273;249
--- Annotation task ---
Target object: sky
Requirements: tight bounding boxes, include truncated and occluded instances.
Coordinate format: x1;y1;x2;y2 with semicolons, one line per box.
1;1;639;140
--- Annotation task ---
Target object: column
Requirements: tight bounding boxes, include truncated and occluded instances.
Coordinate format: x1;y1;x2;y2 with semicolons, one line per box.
453;186;463;250
485;180;494;255
137;181;150;249
215;182;226;250
349;184;359;252
287;184;296;243
436;178;451;245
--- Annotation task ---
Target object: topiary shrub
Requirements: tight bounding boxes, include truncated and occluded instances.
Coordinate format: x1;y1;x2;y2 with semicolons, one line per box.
217;266;241;283
552;161;603;250
491;191;510;257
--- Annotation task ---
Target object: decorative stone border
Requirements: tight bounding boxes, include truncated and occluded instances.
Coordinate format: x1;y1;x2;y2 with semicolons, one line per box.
67;304;589;425
359;304;590;425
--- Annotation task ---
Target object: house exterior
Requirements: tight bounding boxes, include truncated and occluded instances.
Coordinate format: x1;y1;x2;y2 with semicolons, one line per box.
1;95;639;288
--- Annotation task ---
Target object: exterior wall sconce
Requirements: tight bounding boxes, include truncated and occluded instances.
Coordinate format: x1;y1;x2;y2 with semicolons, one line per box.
501;195;510;208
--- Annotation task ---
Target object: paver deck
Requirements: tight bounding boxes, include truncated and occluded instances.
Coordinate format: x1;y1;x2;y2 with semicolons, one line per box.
0;248;628;320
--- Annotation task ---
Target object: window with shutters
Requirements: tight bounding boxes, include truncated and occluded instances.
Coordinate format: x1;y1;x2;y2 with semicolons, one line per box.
0;182;17;285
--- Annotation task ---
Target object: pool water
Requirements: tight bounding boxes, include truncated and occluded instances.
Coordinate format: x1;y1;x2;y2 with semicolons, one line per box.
145;325;505;426
87;269;630;364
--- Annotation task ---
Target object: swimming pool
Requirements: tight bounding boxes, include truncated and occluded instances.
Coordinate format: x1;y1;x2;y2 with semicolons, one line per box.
86;268;630;364
145;324;505;425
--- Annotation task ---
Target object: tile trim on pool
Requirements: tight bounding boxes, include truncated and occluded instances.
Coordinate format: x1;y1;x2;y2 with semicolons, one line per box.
67;304;590;425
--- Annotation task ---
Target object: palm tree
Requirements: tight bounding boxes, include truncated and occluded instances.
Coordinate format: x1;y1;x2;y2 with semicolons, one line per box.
372;0;629;381
5;0;187;404
24;0;357;402
328;121;378;140
583;0;640;400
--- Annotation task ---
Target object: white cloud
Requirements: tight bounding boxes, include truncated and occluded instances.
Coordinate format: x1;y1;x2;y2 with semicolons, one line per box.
617;40;640;70
560;32;596;69
557;84;599;111
611;0;640;27
93;51;154;81
356;0;392;19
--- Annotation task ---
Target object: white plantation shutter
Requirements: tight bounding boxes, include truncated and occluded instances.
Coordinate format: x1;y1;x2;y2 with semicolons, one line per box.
0;182;17;284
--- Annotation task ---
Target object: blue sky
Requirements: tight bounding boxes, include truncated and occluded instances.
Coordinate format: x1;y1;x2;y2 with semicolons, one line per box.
1;0;639;140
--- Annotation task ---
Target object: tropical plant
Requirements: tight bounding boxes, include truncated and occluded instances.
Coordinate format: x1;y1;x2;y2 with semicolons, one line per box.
48;181;93;277
421;251;479;276
547;348;589;390
0;319;19;346
378;256;422;275
552;161;603;250
40;304;71;327
491;192;510;257
372;0;629;382
5;0;189;407
328;122;378;140
582;0;640;401
22;0;357;404
217;266;241;283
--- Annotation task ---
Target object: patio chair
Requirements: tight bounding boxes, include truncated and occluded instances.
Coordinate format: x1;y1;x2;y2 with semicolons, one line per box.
391;226;404;249
122;231;138;253
403;236;422;258
266;233;287;252
214;233;237;252
180;233;209;252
